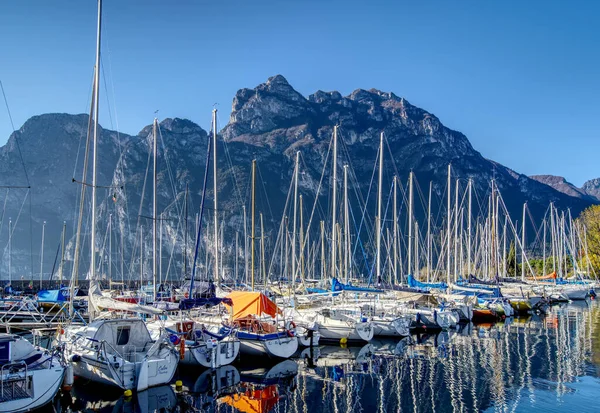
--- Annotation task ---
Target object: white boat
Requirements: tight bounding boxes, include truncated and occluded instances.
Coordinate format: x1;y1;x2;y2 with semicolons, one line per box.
306;308;374;343
236;328;299;359
0;334;65;413
562;286;589;301
63;318;178;391
147;318;240;368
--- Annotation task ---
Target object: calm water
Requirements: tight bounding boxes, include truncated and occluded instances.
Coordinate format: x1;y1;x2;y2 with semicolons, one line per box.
38;300;600;413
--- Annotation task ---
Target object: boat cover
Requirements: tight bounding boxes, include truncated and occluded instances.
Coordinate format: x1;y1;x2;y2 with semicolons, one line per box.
37;289;67;303
88;280;163;315
225;291;281;320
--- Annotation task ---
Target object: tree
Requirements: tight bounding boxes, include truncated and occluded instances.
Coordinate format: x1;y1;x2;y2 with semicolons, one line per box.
576;204;600;275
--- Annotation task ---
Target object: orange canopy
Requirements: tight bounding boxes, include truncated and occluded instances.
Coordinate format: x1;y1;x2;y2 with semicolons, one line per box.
527;271;557;281
225;291;281;320
221;386;280;413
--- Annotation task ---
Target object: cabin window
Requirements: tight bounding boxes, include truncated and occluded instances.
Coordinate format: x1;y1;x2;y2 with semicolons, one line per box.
116;327;130;346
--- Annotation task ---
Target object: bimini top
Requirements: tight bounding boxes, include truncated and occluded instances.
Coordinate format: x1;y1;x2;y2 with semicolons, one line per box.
225;291;281;320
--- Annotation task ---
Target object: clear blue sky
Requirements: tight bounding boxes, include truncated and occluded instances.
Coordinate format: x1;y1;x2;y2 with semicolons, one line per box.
1;0;598;186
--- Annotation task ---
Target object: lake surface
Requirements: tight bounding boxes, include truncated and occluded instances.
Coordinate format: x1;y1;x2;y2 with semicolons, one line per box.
37;300;600;412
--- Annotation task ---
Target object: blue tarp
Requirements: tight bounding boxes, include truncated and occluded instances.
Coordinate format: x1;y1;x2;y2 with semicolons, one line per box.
331;278;384;294
407;275;447;290
37;289;67;303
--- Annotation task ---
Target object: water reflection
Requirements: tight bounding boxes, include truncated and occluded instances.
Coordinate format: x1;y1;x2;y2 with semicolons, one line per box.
51;300;600;412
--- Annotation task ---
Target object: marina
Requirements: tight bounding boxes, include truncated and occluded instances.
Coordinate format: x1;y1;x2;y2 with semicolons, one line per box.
1;1;599;413
8;300;599;412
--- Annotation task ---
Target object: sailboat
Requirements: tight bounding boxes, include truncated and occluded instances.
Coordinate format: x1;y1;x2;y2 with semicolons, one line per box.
62;0;178;392
0;334;66;413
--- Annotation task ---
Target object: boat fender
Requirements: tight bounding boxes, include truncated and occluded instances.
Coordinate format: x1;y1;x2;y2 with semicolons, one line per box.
62;364;74;391
71;354;81;363
179;339;185;360
433;310;437;322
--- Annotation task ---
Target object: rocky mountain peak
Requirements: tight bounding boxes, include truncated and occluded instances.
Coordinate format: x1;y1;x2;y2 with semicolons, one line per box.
582;178;600;201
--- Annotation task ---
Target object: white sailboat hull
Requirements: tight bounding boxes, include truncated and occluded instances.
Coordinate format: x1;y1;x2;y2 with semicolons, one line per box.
238;336;298;359
0;366;65;413
186;338;240;368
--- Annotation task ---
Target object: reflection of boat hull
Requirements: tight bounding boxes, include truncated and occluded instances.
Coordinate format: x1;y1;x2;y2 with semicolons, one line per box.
238;359;298;384
113;385;177;413
193;365;240;394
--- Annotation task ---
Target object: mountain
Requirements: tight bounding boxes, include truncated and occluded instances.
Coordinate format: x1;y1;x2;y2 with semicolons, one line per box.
582;178;600;202
530;175;600;203
0;75;597;280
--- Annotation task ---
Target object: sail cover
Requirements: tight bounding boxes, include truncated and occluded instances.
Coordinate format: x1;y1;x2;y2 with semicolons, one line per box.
224;291;281;320
88;280;163;315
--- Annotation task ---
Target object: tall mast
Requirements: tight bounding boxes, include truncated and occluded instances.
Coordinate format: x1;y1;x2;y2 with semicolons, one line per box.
320;220;325;280
152;118;158;301
299;195;305;285
407;171;413;276
59;221;66;286
8;219;11;285
243;205;248;285
414;221;419;279
212;109;220;288
108;214;112;282
90;0;102;312
40;221;46;289
343;164;349;283
427;181;432;283
184;184;188;278
550;203;556;273
260;212;266;286
393;176;398;285
454;179;459;282
446;164;451;285
543;213;547;276
467;179;472;277
331;126;338;280
521;202;527;281
140;225;143;294
376;132;383;284
292;151;299;286
251;159;256;290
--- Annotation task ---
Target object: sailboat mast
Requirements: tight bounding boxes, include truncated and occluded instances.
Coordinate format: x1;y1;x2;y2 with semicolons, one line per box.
408;171;413;276
393;176;398;285
521;202;527;281
376;132;383;284
427;181;432;283
331;126;338;280
184;183;188;278
59;221;66;286
292;151;299;287
343;164;349;283
320;220;325;280
90;0;102;312
212;109;220;288
108;214;112;282
454;179;459;282
300;194;305;285
40;220;46;289
446;164;451;286
251;159;256;290
467;179;472;277
152;119;158;301
8;219;11;285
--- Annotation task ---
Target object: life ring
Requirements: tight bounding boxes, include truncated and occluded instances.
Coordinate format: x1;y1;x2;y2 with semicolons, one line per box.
285;320;297;332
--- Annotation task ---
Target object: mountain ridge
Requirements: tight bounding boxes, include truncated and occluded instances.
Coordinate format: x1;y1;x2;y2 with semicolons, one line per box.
0;75;597;279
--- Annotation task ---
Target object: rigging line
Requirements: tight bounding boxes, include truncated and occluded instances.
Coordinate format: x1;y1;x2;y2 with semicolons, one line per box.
0;80;28;187
157;124;184;220
71;178;122;189
0;189;8;233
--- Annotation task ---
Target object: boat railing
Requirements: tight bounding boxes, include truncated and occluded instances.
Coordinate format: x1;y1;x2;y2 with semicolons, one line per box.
0;361;33;403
